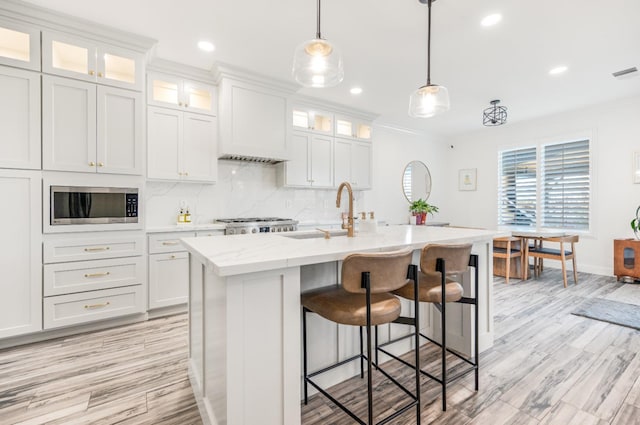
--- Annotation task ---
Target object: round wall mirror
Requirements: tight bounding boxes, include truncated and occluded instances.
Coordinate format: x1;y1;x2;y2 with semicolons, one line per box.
402;161;432;202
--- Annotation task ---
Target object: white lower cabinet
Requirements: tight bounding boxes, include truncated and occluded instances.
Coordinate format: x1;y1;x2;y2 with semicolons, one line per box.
147;230;223;311
0;170;41;339
149;252;189;309
44;286;145;330
42;231;145;330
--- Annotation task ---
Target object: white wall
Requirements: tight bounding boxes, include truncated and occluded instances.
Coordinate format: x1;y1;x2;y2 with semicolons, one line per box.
444;95;640;276
365;125;448;225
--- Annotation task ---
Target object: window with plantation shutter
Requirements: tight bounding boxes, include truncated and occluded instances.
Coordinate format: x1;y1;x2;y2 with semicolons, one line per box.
498;147;537;227
497;138;591;231
541;140;590;230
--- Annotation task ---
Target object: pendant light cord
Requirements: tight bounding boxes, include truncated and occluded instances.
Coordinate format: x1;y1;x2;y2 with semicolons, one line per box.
426;0;432;86
316;0;322;39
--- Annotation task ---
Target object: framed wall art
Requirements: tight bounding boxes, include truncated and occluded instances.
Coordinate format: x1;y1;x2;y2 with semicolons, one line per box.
458;168;477;191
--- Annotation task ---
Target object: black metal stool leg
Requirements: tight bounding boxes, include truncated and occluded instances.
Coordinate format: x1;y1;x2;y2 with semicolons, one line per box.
437;258;448;412
360;326;364;379
302;307;309;405
364;271;374;425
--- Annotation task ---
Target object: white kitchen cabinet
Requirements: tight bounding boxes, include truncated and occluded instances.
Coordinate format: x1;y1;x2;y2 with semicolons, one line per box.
42;75;143;175
149;252;189;309
334;138;372;190
42;31;144;91
278;131;333;188
43;230;146;330
218;77;291;162
292;106;333;135
147;106;217;183
0;170;41;339
0;19;40;71
0;66;40;170
335;115;373;141
148;232;195;310
148;72;217;116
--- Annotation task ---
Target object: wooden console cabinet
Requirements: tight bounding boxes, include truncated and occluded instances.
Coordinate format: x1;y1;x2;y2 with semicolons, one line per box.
614;238;640;281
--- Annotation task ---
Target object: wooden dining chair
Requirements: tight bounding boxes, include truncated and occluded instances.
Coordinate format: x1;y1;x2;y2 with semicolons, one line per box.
527;235;579;287
492;236;523;284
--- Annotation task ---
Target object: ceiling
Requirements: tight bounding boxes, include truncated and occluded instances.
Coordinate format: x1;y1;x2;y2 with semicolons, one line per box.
21;0;640;136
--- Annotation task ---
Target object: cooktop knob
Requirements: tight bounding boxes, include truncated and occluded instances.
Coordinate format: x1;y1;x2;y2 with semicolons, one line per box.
241;229;246;234
251;228;257;233
227;229;235;235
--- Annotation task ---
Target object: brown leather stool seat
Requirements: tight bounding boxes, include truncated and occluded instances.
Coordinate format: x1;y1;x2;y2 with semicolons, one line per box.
302;248;421;425
393;274;463;303
301;286;403;326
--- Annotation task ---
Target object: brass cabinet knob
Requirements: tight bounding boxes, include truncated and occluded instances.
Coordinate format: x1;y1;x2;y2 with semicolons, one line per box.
89;161;95;166
98;162;104;167
185;104;189;108
184;171;189;176
178;172;183;176
178;102;183;106
98;72;103;78
89;70;95;76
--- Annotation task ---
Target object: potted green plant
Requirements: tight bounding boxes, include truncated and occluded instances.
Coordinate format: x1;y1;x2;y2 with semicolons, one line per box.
409;198;439;225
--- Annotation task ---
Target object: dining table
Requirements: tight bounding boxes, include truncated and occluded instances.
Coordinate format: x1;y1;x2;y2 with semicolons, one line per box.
510;229;566;279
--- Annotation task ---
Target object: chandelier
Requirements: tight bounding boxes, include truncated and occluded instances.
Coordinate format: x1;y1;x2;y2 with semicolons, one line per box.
483;100;507;126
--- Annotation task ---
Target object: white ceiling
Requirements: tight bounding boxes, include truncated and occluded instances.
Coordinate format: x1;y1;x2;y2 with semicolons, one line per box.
22;0;640;136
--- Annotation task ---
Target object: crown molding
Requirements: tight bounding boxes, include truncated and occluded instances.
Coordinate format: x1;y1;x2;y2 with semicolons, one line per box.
213;62;299;94
291;94;379;122
147;58;217;84
0;0;156;52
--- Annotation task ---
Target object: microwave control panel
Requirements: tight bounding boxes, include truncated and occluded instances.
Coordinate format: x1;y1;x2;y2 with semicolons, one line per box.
126;194;138;217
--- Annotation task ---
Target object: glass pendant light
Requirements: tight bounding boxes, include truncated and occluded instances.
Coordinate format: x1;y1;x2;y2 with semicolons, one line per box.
292;0;344;88
409;0;450;118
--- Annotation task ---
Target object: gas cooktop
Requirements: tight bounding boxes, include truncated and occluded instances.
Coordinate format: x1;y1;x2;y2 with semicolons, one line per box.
215;217;298;235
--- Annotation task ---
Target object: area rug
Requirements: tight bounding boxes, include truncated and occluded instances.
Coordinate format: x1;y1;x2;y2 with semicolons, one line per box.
572;298;640;331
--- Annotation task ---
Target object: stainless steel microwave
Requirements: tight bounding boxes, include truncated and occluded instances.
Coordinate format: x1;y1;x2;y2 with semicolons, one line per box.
50;186;139;225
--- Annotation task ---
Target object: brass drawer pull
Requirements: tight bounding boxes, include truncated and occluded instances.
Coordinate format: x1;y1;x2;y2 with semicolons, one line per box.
84;301;110;309
84;272;110;278
162;241;180;246
84;247;110;252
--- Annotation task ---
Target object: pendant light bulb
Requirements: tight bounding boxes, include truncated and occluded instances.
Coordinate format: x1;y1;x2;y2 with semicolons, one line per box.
292;0;344;88
408;84;450;118
408;0;450;118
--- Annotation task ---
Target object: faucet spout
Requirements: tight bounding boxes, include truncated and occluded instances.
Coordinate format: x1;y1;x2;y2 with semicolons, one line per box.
336;182;355;237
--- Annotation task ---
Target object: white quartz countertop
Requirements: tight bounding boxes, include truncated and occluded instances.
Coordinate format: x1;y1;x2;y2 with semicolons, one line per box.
146;224;226;233
181;225;505;277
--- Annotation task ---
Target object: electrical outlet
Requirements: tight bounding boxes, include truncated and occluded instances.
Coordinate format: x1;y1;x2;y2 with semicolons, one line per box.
285;199;292;209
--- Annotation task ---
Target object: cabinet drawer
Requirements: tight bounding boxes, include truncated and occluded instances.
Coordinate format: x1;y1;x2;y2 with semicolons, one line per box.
43;285;145;330
44;234;145;263
196;230;224;238
148;232;195;254
44;257;145;296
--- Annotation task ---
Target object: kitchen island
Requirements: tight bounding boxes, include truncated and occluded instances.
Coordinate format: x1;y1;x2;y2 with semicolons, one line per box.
181;225;501;425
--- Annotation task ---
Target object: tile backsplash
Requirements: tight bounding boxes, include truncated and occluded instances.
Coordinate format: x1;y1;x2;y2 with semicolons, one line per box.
145;160;365;227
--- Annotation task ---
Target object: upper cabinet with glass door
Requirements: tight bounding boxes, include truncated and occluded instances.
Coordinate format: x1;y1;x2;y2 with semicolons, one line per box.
335;114;372;141
147;72;217;116
42;31;144;91
0;19;40;71
292;106;333;135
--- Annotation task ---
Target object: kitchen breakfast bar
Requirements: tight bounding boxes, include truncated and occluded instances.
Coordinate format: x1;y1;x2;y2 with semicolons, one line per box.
181;225;501;425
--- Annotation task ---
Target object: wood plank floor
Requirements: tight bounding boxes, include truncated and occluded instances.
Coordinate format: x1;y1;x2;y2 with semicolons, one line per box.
0;270;638;424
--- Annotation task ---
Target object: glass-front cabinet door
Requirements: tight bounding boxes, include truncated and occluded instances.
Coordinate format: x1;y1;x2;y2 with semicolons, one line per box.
335;115;372;141
0;20;40;71
43;31;143;91
147;72;217;116
292;107;333;134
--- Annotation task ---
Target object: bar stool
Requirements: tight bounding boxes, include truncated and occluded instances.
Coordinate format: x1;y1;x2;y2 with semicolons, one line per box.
380;244;479;411
301;249;421;425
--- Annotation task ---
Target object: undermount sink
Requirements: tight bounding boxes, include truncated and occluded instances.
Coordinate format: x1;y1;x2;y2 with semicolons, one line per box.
282;230;348;239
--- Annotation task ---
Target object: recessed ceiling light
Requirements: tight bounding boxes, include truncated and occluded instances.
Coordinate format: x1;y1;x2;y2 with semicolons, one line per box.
481;13;502;27
197;41;215;52
350;87;363;95
549;66;568;75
